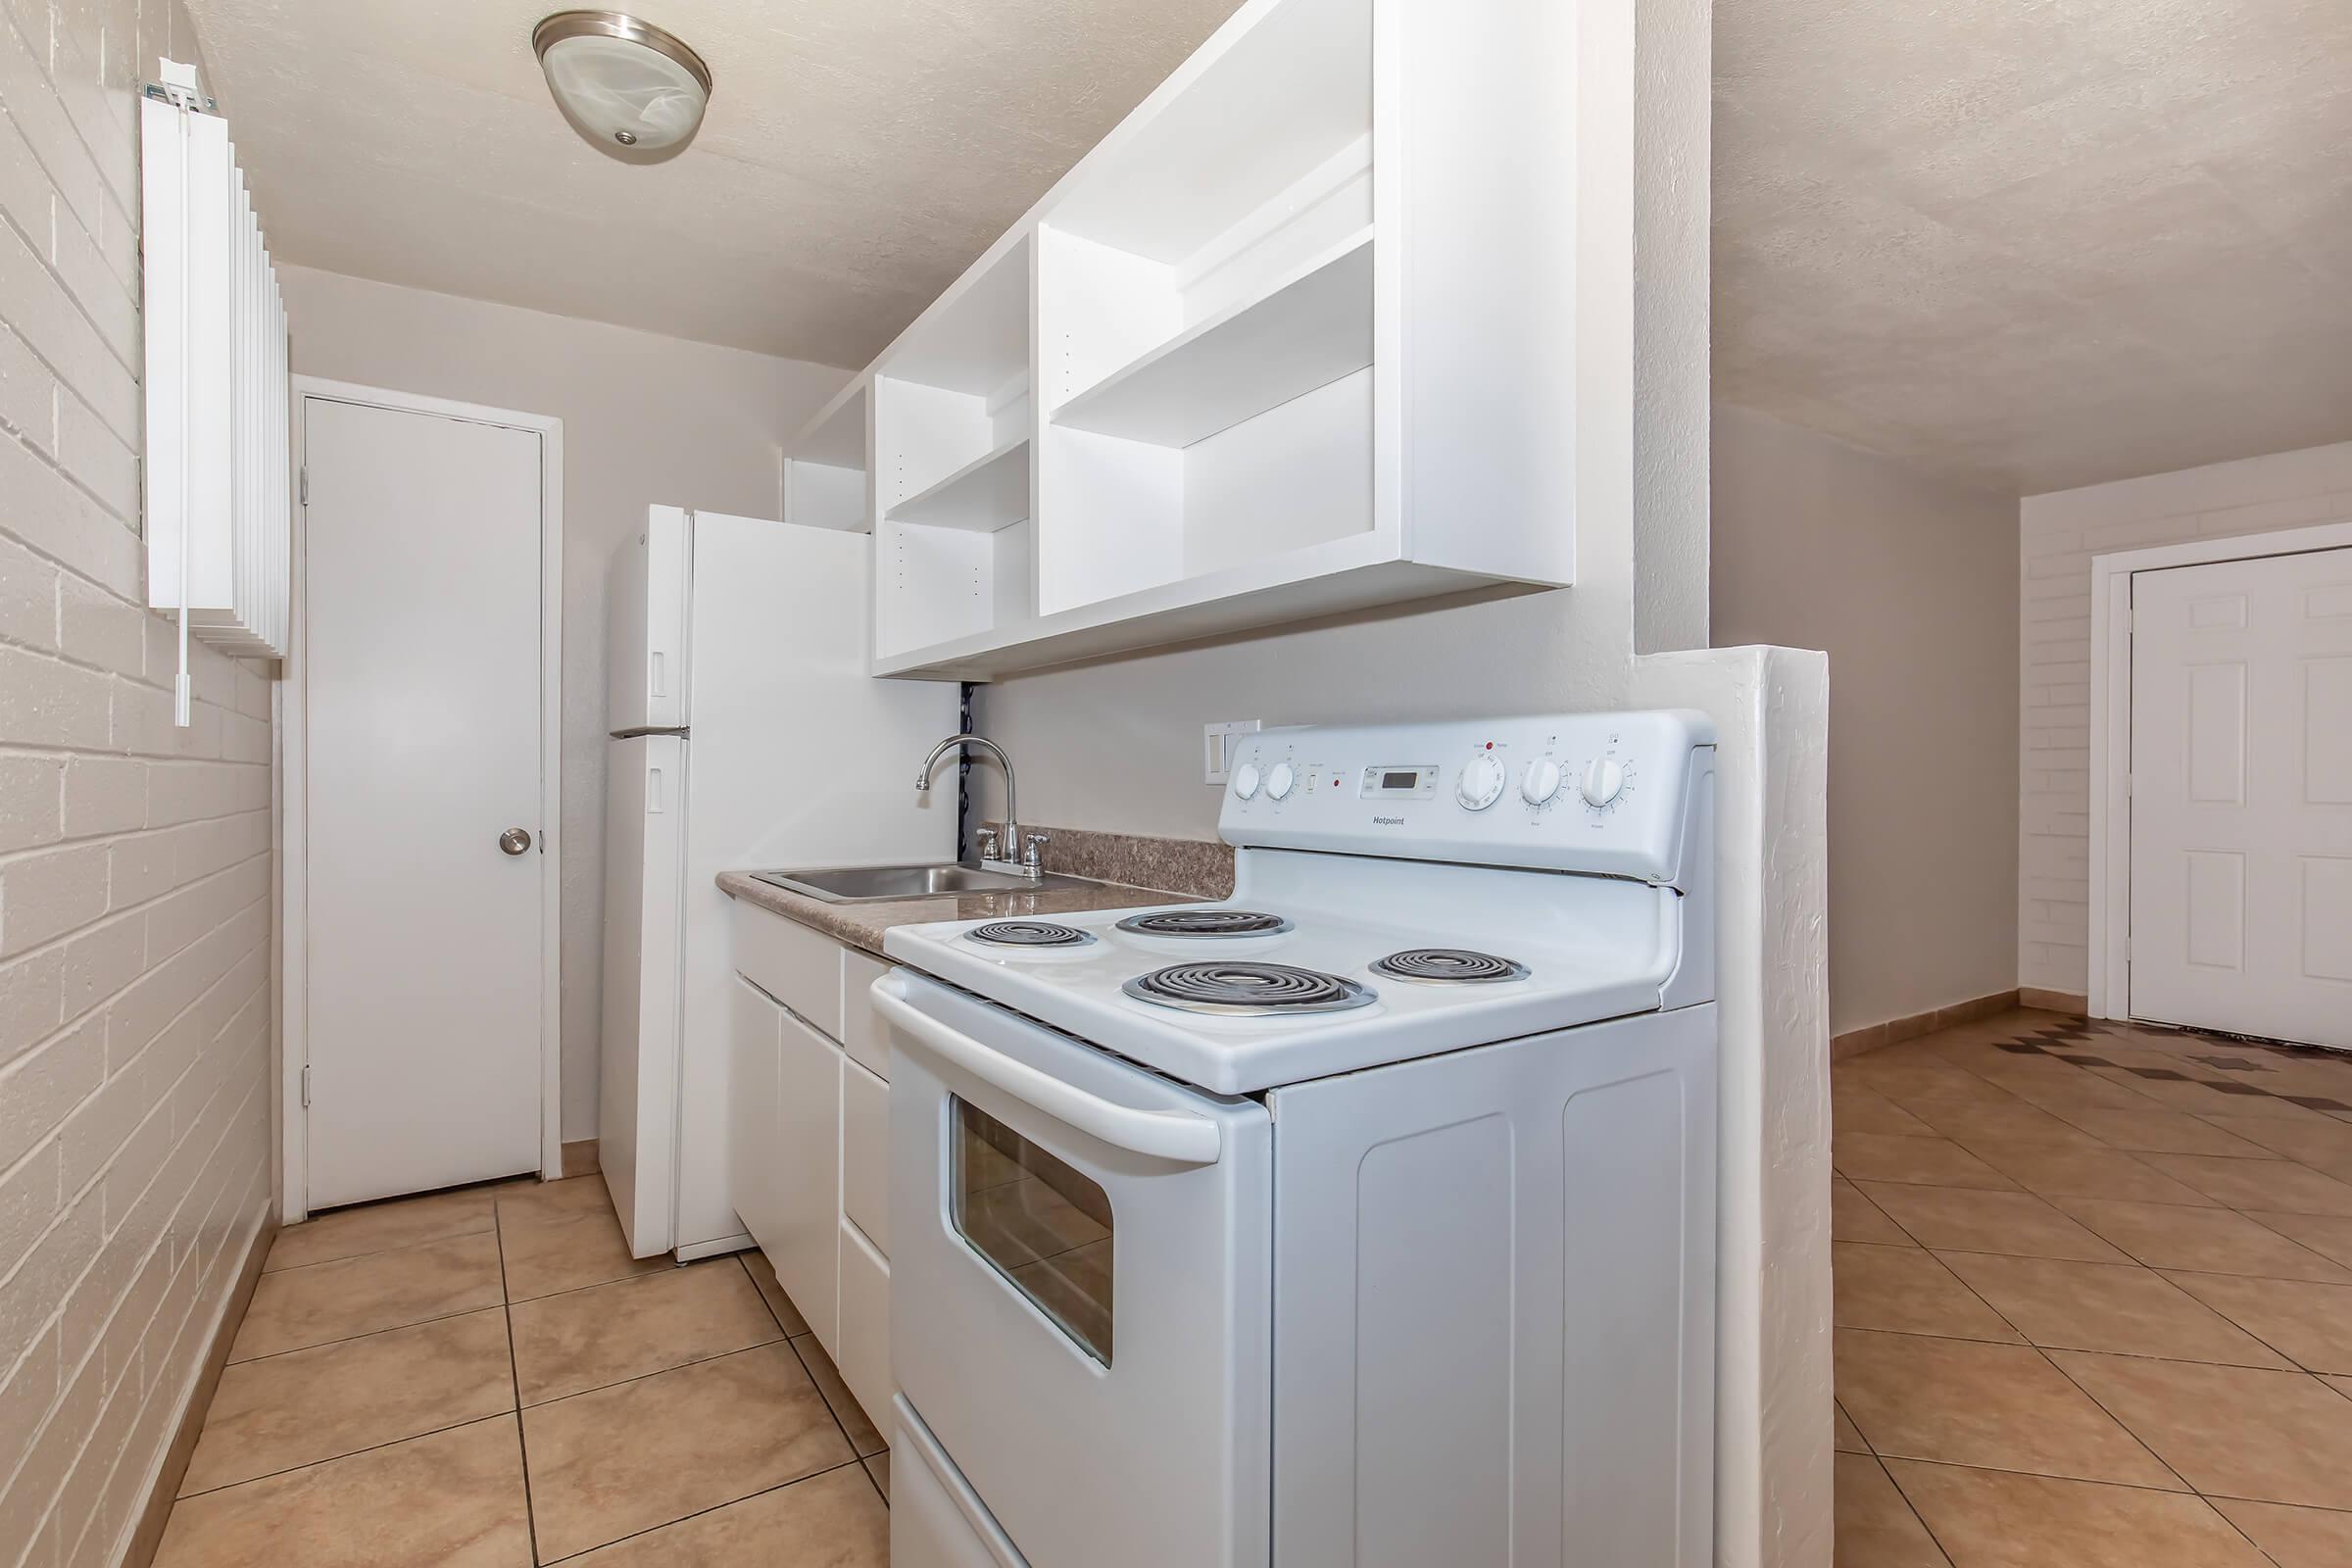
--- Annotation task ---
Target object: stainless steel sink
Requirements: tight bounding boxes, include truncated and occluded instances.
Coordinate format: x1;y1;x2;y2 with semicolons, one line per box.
751;862;1097;904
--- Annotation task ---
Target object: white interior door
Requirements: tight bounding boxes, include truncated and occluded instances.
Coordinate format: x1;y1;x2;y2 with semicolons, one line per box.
303;395;549;1208
2131;547;2352;1047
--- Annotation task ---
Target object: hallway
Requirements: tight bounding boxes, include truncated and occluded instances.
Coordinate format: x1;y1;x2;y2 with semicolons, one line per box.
154;1176;886;1565
1835;1010;2352;1565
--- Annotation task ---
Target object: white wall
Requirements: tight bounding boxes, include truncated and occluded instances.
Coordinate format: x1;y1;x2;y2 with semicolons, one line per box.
1712;406;2019;1037
2019;440;2352;998
970;0;1837;1558
0;6;278;1563
273;267;849;1141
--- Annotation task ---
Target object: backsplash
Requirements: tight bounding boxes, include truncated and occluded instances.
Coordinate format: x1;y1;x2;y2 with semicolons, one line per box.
982;822;1234;901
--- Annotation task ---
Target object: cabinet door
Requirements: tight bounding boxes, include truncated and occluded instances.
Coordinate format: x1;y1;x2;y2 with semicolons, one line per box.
775;1007;844;1352
728;978;785;1258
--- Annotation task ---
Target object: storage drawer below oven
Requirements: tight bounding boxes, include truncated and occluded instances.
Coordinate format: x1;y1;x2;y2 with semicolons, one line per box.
893;1397;1029;1568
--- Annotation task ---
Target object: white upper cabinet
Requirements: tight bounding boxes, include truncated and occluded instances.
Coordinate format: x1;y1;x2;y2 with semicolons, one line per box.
783;0;1577;680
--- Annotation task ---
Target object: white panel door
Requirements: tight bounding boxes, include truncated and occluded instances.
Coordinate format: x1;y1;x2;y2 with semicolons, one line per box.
2131;547;2352;1047
304;396;547;1207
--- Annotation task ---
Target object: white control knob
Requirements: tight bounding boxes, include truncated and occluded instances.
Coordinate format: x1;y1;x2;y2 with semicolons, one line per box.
1580;756;1628;808
1265;761;1298;801
1455;754;1507;810
1521;759;1562;805
1232;761;1261;800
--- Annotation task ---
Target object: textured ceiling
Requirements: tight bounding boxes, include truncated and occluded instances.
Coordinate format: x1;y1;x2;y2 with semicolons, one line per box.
188;1;2350;490
1716;0;2352;492
183;0;1244;368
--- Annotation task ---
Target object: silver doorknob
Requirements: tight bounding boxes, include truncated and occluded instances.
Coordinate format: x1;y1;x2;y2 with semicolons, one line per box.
500;828;533;856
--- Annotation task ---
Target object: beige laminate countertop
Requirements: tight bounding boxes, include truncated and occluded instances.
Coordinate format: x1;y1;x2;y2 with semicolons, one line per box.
717;869;1198;958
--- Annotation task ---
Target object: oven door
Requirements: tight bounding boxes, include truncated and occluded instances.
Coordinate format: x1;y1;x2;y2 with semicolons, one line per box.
874;968;1272;1568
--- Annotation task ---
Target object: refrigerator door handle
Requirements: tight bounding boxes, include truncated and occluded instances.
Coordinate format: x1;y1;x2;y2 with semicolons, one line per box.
648;764;665;813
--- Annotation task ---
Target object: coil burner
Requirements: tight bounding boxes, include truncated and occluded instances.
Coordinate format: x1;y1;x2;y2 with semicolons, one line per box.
966;921;1095;949
1122;961;1374;1016
1370;949;1531;985
1114;909;1294;938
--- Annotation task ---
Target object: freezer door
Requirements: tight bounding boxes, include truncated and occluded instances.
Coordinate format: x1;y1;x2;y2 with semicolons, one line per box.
606;506;689;734
600;732;687;1256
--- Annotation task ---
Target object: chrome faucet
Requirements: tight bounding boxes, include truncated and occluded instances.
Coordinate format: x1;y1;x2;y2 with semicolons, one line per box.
915;734;1043;879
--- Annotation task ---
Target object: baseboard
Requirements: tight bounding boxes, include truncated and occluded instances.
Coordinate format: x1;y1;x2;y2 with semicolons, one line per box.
2019;987;2089;1016
121;1206;276;1568
561;1138;601;1178
1831;989;2023;1062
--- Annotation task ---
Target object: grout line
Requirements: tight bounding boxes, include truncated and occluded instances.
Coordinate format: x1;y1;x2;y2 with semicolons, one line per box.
784;1332;875;1458
530;1457;877;1565
514;1330;790;1412
223;1298;504;1367
2031;1344;2203;1495
173;1410;517;1502
1849;1452;2205;1499
259;1222;501;1278
495;1196;546;1566
1867;1453;1958;1567
216;1301;508;1369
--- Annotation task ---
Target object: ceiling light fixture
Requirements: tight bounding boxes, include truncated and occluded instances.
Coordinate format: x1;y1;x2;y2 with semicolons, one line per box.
532;11;711;156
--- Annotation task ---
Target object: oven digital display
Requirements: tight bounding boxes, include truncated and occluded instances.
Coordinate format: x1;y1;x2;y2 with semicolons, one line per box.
1360;765;1438;799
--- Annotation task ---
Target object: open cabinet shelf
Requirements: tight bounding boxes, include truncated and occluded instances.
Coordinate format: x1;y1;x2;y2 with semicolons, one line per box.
883;435;1030;531
819;0;1578;680
1053;231;1372;448
873;533;1535;680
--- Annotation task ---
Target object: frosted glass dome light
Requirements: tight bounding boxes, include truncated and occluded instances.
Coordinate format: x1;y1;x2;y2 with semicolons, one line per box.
533;11;711;155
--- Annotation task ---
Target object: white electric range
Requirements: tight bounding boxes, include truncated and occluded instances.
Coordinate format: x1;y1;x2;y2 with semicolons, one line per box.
872;711;1719;1568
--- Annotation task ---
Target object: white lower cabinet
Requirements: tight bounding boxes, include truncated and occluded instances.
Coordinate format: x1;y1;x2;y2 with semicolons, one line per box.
841;1058;891;1254
726;978;787;1272
729;899;896;1451
773;1006;844;1352
837;1218;894;1442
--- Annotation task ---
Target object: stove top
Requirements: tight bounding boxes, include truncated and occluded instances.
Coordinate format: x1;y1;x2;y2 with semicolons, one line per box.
1123;961;1376;1017
966;920;1095;949
1114;909;1294;938
881;710;1715;1095
1371;948;1530;985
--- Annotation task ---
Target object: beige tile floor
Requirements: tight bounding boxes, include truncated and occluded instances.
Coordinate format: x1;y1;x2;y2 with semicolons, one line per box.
1834;1008;2352;1566
155;1175;888;1567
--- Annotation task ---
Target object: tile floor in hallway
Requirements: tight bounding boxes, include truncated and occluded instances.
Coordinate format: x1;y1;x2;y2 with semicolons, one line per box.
154;1175;887;1566
1834;1008;2352;1567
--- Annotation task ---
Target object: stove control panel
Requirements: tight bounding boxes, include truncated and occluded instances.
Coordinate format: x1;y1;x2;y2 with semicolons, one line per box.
1220;710;1715;885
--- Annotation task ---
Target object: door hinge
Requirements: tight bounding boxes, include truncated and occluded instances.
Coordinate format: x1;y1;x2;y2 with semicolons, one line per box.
300;1064;311;1108
298;466;308;505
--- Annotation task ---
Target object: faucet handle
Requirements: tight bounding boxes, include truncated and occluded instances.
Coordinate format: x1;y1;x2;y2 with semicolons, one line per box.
976;826;1002;862
1021;831;1051;868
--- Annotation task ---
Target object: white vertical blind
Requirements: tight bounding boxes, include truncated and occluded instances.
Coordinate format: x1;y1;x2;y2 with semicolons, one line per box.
141;70;290;692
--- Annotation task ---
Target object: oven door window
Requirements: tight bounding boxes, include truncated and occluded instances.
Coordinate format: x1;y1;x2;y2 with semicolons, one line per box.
952;1099;1114;1365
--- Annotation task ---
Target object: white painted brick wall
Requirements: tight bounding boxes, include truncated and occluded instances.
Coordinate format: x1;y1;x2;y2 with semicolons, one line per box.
0;4;276;1566
2018;439;2352;995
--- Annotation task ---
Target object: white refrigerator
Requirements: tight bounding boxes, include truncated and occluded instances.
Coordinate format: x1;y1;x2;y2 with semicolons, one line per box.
602;506;957;1259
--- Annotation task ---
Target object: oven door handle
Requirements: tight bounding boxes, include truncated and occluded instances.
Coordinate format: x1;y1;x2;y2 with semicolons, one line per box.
870;977;1224;1166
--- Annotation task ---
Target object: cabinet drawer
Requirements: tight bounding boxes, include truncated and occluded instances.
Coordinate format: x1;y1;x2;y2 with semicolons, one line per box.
733;901;845;1040
841;949;893;1080
837;1217;893;1451
842;1057;890;1256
